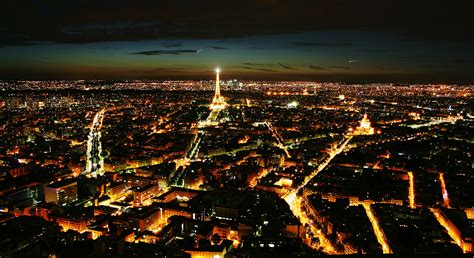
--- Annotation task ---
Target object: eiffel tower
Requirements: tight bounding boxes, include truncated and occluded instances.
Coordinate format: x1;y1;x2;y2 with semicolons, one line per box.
210;67;225;110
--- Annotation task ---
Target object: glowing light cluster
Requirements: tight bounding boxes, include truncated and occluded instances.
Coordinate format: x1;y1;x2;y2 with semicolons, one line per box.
85;108;106;177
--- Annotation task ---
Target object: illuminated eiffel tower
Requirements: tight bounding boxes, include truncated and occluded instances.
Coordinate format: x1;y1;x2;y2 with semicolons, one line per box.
210;67;226;111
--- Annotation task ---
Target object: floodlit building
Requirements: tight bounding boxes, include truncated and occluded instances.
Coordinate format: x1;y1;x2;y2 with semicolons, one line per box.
133;184;159;205
44;180;78;206
353;114;375;135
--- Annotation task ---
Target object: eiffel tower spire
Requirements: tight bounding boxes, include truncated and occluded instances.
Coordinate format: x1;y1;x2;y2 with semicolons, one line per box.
210;67;225;110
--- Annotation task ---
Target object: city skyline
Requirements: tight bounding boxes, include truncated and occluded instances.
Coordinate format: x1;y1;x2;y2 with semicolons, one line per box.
1;1;473;257
1;69;473;257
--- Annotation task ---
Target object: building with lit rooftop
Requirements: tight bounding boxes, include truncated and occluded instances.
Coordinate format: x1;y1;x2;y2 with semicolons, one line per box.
352;114;375;136
44;180;78;206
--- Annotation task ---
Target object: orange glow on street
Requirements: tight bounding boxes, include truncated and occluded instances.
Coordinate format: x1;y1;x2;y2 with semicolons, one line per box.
408;172;415;209
431;208;470;253
439;173;451;208
363;203;392;254
285;193;338;254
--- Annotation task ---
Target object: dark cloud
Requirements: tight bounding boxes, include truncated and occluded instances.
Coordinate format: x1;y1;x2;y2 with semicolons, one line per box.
306;65;326;70
278;63;296;70
451;58;473;64
359;49;392;53
130;50;198;55
247;46;267;50
208;46;228;49
399;37;424;42
162;43;183;48
242;66;277;72
423;65;455;69
1;0;473;47
375;66;406;72
328;66;350;70
0;39;50;48
293;42;352;47
390;55;441;61
218;39;244;43
247;46;285;50
242;62;271;67
101;46;121;50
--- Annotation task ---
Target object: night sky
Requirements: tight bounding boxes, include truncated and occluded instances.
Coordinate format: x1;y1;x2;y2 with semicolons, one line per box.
1;0;473;83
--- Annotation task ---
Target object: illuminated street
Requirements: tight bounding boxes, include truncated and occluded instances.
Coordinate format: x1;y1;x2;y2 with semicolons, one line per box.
85;109;106;176
363;203;393;254
431;208;470;253
282;135;353;254
293;195;338;254
408;171;416;209
297;135;353;192
439;173;451;208
265;121;292;158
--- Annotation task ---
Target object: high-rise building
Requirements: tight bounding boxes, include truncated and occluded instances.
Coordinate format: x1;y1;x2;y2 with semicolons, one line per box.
44;180;78;206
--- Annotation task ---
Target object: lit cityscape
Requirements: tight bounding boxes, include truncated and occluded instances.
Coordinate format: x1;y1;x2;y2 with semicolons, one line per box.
1;74;473;257
1;1;473;258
